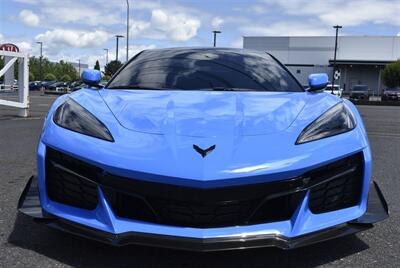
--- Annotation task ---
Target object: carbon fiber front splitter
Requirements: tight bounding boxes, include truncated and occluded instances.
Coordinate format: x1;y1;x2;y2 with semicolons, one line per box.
18;176;388;252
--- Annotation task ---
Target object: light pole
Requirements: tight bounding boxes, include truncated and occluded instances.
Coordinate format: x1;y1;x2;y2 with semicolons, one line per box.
331;25;342;93
78;59;81;75
115;35;124;61
103;48;109;65
212;30;221;47
126;0;130;62
36;41;43;81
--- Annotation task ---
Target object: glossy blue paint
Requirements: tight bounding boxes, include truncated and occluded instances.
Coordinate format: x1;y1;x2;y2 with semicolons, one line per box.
99;89;307;136
81;69;101;86
308;73;329;90
37;87;371;240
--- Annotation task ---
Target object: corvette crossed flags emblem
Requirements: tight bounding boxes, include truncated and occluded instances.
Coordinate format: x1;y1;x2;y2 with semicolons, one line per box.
193;144;216;158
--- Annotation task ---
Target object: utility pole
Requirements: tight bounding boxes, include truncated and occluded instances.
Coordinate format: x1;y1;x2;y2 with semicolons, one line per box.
126;0;130;62
78;59;81;75
212;30;221;47
36;41;43;81
115;35;124;61
104;48;109;65
331;25;342;93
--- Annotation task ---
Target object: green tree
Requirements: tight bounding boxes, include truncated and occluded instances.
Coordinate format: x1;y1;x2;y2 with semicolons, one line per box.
102;74;111;81
53;60;78;81
44;73;57;81
382;60;400;88
29;72;35;81
60;74;72;82
94;60;101;71
104;60;122;76
28;57;78;81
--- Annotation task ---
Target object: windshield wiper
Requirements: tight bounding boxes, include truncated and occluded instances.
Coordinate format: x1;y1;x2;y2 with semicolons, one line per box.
107;85;174;90
210;87;251;91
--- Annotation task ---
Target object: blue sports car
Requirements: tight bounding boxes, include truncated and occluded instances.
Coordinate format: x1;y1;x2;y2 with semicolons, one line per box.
18;48;388;251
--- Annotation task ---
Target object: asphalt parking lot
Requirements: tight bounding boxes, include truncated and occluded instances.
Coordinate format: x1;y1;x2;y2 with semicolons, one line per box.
0;92;399;267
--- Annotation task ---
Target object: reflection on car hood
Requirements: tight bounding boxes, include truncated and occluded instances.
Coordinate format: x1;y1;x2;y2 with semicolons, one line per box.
100;89;308;137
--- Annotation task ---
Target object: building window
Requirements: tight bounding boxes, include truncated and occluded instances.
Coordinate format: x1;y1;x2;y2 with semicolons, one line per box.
296;69;301;74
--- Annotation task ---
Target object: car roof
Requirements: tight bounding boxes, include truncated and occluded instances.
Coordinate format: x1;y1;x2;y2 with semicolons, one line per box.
136;47;271;59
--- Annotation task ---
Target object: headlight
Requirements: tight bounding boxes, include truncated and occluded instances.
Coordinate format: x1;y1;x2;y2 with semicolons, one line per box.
296;102;356;144
53;98;114;142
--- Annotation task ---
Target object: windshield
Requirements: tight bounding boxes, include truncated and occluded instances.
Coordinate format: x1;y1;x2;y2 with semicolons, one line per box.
107;49;303;92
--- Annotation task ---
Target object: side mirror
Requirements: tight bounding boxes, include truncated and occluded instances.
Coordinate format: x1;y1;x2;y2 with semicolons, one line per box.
81;69;101;87
308;73;329;91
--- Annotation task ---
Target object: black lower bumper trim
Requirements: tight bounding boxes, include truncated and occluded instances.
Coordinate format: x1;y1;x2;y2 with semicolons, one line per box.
18;176;389;251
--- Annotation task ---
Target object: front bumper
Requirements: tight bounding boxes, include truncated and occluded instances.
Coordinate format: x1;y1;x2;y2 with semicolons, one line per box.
18;176;388;251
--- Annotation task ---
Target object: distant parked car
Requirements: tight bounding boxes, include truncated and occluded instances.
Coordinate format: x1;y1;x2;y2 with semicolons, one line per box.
350;85;371;100
41;81;57;90
29;81;42;91
69;81;84;92
48;81;69;92
324;84;343;97
381;87;400;101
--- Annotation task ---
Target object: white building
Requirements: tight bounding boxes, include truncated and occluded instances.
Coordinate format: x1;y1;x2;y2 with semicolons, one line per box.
243;36;400;95
69;62;89;75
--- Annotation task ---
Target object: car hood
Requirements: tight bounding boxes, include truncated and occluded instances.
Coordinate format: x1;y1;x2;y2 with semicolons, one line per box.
100;89;308;137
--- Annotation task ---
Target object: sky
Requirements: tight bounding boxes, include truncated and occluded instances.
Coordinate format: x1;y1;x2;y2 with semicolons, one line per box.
0;0;399;69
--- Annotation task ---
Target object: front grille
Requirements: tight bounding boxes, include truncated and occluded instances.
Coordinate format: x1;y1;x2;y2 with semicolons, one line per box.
45;148;99;210
45;147;364;227
308;153;363;213
103;187;304;228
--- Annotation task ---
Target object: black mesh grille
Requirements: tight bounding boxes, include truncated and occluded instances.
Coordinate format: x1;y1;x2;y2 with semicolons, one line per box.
103;188;304;228
45;147;99;210
150;198;262;227
308;153;363;214
44;147;364;227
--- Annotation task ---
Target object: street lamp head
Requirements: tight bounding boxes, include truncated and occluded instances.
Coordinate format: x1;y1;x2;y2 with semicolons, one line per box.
116;35;124;38
36;41;43;44
333;25;343;29
212;30;222;34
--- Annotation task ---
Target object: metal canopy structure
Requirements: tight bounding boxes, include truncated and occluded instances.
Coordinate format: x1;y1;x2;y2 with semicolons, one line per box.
0;50;29;117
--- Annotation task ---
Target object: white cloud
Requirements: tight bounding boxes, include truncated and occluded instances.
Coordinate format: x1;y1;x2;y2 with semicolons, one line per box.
262;0;400;26
15;41;32;52
130;20;151;36
19;9;40;27
35;29;110;50
131;9;201;42
231;38;243;48
13;0;39;4
14;0;122;26
211;17;224;30
151;9;201;42
42;6;120;26
241;21;331;36
0;33;34;53
116;44;157;63
249;5;268;14
49;44;157;71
